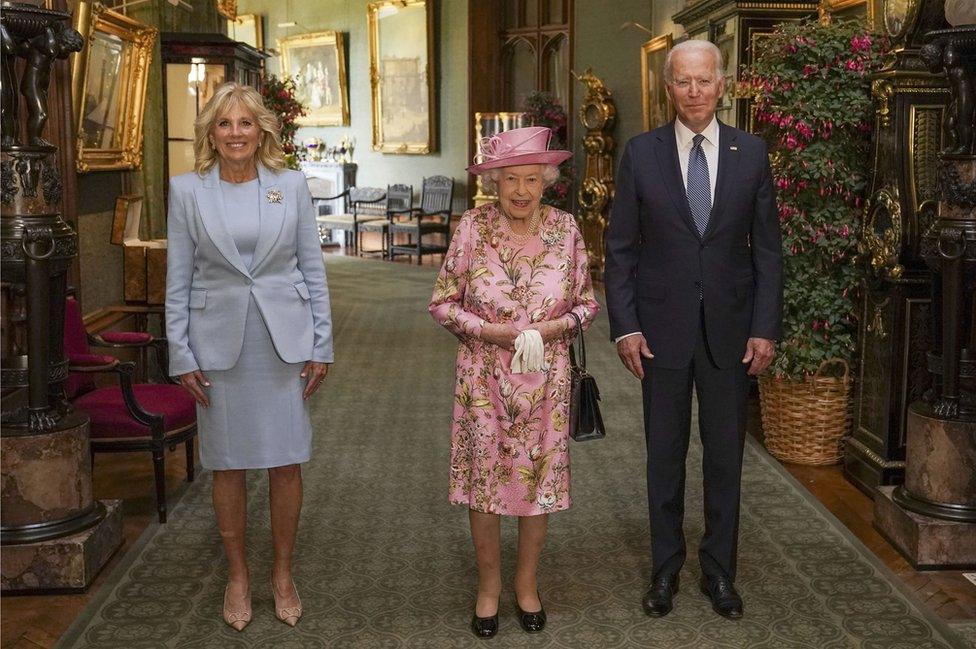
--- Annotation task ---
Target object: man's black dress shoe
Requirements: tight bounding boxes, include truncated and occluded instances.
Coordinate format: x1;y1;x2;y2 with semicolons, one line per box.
470;613;498;638
641;574;679;617
515;597;547;633
699;575;743;619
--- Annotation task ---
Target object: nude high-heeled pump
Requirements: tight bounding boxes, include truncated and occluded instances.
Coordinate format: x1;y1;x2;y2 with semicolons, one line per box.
270;573;303;627
222;584;252;631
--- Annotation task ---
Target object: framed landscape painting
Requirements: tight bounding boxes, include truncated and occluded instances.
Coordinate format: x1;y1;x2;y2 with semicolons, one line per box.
367;0;437;154
279;31;350;126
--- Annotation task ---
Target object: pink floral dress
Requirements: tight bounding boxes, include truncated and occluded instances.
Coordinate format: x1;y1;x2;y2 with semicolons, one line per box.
429;203;599;516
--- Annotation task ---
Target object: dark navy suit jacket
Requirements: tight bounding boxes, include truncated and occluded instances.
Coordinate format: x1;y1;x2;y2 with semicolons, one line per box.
604;120;782;370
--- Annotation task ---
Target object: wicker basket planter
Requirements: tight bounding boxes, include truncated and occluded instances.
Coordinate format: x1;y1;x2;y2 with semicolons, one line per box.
758;359;854;465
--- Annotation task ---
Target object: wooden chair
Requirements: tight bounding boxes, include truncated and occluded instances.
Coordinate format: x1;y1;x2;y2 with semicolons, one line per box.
362;183;413;259
63;296;197;523
389;176;454;264
315;186;388;252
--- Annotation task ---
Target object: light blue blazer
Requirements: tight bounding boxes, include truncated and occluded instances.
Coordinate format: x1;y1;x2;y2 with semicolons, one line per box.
165;163;334;376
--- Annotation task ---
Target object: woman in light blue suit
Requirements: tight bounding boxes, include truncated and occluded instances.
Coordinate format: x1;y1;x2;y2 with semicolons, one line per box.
166;82;332;631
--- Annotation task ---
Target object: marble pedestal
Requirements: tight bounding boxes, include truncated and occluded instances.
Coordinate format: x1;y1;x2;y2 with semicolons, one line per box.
875;487;976;569
873;403;976;569
1;413;123;592
1;499;123;592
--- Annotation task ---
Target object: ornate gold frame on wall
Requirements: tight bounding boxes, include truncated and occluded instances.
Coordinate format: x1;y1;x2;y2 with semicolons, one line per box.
71;2;156;173
217;0;237;20
641;34;674;131
367;0;437;154
279;31;351;126
819;0;879;28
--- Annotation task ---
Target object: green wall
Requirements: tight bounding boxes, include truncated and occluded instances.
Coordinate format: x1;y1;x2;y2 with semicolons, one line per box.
236;0;469;209
571;0;652;174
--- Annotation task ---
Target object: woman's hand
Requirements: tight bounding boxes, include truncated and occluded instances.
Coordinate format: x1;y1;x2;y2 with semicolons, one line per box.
480;323;521;351
526;317;572;344
178;370;211;407
301;361;330;400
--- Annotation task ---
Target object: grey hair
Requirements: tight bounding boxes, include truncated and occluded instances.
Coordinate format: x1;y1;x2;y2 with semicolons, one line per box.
479;164;560;195
663;39;725;85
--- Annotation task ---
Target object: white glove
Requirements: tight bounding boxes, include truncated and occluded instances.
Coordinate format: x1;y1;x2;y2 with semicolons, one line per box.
511;329;547;373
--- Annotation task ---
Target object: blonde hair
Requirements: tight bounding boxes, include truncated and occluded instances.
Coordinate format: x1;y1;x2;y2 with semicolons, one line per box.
479;164;560;195
194;82;285;176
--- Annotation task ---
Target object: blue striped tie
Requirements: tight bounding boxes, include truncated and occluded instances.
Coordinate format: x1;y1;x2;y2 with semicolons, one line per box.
687;134;711;237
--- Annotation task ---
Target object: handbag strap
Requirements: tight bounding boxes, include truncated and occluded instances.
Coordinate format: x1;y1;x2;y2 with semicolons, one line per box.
569;312;586;371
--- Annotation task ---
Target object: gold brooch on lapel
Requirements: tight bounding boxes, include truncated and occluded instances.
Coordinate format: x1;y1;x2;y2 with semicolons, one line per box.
266;188;283;204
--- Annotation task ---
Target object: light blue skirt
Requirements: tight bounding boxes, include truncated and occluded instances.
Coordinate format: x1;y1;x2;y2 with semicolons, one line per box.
196;296;312;470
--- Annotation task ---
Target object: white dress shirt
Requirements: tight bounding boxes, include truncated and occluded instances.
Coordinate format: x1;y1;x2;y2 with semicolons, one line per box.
615;117;721;344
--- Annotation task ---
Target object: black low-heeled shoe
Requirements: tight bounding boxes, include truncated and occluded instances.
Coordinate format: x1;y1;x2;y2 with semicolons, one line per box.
471;613;499;638
515;597;547;633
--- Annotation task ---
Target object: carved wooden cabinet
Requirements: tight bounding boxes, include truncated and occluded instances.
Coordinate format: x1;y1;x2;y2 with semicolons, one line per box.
844;0;950;494
161;32;266;181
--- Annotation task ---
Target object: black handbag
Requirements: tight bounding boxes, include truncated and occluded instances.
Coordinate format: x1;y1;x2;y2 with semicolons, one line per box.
568;312;606;442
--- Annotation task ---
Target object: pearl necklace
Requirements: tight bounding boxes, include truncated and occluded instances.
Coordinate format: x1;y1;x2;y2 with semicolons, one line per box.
499;206;543;244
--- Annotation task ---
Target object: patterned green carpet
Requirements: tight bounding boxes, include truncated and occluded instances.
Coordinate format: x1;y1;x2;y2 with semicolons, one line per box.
58;256;972;648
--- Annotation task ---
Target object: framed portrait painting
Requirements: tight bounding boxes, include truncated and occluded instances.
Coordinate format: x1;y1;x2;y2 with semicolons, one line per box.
279;31;350;126
367;0;437;154
641;34;673;131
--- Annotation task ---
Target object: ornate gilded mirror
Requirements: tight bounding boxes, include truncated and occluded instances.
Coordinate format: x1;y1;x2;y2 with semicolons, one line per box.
71;2;156;172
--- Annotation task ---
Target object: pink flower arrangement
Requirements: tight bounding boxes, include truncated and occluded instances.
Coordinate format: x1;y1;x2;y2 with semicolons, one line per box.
743;18;886;378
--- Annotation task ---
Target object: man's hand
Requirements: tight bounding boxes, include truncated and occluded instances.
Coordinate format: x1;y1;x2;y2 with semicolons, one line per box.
178;370;211;407
616;334;654;379
480;323;521;351
301;361;330;400
742;337;775;376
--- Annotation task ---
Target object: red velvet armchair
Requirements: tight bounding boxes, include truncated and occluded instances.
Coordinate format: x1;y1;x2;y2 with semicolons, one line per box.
63;297;196;523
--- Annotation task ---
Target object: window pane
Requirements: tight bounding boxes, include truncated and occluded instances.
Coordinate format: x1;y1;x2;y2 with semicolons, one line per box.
504;0;519;29
165;64;195;140
167;140;195;178
198;64;226;110
546;35;568;110
506;39;536;110
546;0;563;25
523;0;538;27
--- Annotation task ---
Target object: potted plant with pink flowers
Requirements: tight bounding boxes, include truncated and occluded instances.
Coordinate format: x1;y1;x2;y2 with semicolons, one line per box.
523;91;574;210
741;18;885;464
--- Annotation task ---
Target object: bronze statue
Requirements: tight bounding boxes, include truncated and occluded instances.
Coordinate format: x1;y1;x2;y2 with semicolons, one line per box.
1;22;26;147
19;22;83;147
922;37;976;156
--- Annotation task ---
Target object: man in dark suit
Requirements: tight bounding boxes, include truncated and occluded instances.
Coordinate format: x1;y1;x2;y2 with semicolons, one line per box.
604;39;782;619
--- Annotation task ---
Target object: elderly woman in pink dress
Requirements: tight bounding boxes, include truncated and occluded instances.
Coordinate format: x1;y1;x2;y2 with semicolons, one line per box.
429;127;599;638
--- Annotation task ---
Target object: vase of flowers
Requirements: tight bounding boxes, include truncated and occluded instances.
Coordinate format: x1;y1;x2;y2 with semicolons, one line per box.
261;75;307;171
742;18;886;464
523;91;574;210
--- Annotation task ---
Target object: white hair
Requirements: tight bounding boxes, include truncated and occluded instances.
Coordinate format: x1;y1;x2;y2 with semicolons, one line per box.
663;39;725;85
479;164;560;195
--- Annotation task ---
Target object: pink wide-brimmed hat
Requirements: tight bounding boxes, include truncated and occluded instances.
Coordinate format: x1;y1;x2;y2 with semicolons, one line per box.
467;126;572;175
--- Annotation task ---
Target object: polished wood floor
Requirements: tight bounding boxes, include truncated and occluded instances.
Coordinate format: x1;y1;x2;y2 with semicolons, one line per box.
4;241;973;648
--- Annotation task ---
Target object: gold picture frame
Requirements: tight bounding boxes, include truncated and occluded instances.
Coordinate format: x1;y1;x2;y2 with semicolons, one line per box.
641;34;674;131
820;0;879;28
279;31;350;127
367;0;437;154
227;13;263;50
71;2;156;173
217;0;237;21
